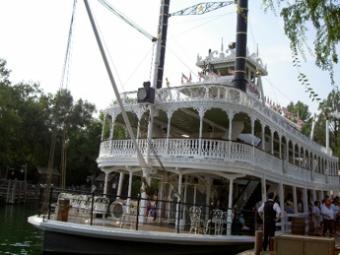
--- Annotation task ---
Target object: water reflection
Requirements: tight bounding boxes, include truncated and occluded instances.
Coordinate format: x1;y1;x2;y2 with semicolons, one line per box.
0;204;42;254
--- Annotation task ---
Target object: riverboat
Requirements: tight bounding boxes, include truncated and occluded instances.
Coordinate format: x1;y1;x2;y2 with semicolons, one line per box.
28;0;339;254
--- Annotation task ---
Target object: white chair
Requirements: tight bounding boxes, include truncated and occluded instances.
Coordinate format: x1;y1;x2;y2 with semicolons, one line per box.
93;196;109;215
205;209;224;235
189;206;203;234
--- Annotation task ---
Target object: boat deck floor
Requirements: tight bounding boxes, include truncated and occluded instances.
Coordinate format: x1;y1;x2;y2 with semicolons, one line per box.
63;214;198;235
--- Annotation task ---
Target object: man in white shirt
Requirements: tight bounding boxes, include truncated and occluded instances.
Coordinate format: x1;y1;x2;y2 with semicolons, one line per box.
258;192;281;251
321;197;336;236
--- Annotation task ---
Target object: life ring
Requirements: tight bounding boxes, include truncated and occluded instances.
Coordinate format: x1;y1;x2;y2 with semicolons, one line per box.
110;200;125;220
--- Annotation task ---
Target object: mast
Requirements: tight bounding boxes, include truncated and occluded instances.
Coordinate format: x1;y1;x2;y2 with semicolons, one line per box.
144;0;170;182
83;0;148;171
232;0;248;92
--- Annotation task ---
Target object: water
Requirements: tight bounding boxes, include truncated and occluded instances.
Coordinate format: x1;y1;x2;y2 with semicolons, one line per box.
0;204;42;255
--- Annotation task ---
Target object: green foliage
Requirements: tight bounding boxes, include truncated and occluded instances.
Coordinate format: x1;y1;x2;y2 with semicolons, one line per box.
0;58;10;85
0;59;102;185
314;89;340;157
286;100;313;136
262;0;340;100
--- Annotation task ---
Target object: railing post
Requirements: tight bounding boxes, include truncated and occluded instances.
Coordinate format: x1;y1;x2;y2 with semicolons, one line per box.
136;194;140;231
47;186;53;220
90;192;95;225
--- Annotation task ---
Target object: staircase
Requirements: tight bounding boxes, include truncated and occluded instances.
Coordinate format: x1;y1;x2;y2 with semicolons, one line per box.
233;179;259;211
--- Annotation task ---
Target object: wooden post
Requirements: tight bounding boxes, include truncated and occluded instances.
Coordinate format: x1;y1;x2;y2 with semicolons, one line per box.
255;230;263;255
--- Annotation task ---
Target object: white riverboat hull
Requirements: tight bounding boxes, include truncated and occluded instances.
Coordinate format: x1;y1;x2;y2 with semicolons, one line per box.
28;215;254;255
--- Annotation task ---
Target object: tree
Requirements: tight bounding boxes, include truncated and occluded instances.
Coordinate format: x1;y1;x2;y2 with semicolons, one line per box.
0;58;10;85
263;1;340;100
286;101;312;136
0;58;102;185
314;90;340;157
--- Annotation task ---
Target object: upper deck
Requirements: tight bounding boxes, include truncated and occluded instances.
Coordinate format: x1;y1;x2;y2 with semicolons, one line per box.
97;46;339;191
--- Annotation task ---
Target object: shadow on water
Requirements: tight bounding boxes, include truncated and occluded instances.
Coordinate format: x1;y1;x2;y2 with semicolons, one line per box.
0;203;43;255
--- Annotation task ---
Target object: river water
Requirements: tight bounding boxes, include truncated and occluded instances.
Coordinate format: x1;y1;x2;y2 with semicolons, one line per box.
0;204;42;255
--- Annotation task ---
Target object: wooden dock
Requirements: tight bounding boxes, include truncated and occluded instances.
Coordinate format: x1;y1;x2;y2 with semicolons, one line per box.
237;235;340;255
0;179;42;204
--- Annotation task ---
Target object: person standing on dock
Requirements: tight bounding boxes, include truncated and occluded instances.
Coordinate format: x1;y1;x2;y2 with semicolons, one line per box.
321;197;336;237
257;192;281;252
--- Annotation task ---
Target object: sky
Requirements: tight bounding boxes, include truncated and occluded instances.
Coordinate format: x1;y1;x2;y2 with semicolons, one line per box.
0;0;338;114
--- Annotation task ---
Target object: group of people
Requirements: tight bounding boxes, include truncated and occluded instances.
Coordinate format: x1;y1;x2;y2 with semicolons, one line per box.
311;196;340;237
257;192;340;252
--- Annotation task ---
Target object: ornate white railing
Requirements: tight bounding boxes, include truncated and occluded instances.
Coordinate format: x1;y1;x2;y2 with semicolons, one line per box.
109;84;335;160
98;138;337;186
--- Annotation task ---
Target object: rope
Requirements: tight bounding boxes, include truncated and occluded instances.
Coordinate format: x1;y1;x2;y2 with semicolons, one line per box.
97;0;156;42
149;42;157;81
59;0;77;91
121;44;154;88
167;47;198;79
171;11;234;38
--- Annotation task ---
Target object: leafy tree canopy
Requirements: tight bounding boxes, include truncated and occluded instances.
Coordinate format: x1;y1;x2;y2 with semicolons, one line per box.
0;59;102;186
263;0;340;101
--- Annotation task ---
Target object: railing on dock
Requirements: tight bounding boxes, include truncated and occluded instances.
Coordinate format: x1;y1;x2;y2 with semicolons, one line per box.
44;187;258;236
0;179;42;204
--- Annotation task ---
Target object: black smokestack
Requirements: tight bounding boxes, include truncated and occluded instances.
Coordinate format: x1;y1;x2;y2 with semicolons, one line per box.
232;0;248;92
155;0;170;89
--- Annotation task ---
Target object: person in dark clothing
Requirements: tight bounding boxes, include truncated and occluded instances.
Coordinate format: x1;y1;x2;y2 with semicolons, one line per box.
257;192;281;251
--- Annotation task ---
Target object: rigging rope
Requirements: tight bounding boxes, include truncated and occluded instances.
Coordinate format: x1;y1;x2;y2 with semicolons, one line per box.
122;44;154;88
97;0;157;42
149;42;157;82
59;0;77;91
172;11;234;38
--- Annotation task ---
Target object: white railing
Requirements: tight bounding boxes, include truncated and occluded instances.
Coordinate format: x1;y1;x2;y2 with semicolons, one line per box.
286;162;311;180
98;138;338;186
110;84;335;160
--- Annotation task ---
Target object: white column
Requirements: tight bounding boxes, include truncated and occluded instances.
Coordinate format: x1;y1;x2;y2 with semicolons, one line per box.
261;125;265;151
321;190;325;200
117;172;124;198
228;113;234;158
126;170;133;213
312;189;317;203
303;188;308;214
205;177;212;221
198;109;205;155
103;171;110;195
182;176;188;226
140;172;151;224
101;114;107;141
227;178;234;235
228;114;234;141
292;186;298;213
279;183;286;232
292;145;296;165
175;172;183;228
127;170;133;198
261;176;266;203
136;119;140;140
286;140;290;162
166;112;172;153
278;135;282;159
109;116;115;140
157;179;164;223
251;118;255;146
109;116;115;150
270;131;274;154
